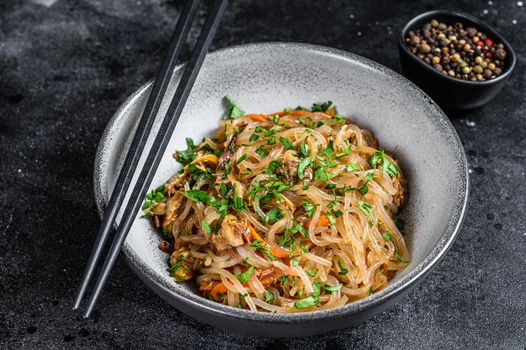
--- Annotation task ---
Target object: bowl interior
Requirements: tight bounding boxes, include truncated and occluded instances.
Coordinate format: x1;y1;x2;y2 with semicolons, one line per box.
94;43;468;321
399;10;516;84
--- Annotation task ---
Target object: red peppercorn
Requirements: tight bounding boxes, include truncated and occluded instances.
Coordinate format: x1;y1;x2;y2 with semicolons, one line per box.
485;38;493;46
476;40;484;47
486;51;492;58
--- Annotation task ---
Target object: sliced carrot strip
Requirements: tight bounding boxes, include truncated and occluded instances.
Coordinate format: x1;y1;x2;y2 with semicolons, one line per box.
260;276;275;286
247;114;268;122
307;215;330;228
247;222;289;258
268;246;290;259
286;110;311;116
210;282;228;300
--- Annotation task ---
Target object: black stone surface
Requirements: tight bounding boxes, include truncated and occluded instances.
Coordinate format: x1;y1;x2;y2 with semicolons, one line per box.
1;0;525;349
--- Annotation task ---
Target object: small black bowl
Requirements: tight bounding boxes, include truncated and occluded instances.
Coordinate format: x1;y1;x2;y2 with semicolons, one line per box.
398;10;516;110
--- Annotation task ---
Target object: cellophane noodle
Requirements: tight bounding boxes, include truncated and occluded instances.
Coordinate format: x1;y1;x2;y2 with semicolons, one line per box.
143;101;409;313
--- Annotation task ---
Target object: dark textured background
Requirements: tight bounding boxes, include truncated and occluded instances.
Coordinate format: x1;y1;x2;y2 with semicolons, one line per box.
1;0;525;349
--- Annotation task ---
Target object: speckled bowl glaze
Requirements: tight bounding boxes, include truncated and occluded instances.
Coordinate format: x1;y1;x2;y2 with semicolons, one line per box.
94;42;468;337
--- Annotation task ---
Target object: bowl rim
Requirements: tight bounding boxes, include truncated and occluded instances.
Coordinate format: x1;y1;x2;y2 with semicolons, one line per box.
93;42;469;324
398;9;516;87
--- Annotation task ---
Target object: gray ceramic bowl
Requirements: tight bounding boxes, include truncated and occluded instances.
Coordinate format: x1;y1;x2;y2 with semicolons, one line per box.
94;42;468;337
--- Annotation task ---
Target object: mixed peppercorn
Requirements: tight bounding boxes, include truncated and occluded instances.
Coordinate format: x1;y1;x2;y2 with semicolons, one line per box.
405;19;507;81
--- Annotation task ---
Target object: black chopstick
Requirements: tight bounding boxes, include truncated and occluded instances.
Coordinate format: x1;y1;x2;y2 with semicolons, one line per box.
72;0;201;311
82;0;228;318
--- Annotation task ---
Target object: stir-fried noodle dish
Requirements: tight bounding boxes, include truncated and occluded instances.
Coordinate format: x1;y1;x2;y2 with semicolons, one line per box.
143;98;409;313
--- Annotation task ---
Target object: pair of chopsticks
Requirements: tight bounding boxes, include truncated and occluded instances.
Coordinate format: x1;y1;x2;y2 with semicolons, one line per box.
73;0;228;318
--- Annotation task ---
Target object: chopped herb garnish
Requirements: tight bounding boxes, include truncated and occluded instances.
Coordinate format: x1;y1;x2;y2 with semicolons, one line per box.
395;218;406;232
201;221;212;235
311;101;332;112
270;115;281;124
232;185;244;212
382;231;392;240
292;258;299;266
294;296;317;309
336;148;350;159
331;209;343;217
394;252;409;263
236;154;247;164
225;96;245;119
297;157;312;180
293;279;321;309
302;200;316;218
256;145;267;158
306;269;317;277
368;149;399;177
280;275;289;285
223;163;231;178
331;114;345;124
358;172;374;195
346;162;360;172
235;266;254;284
168;255;184;275
219;183;228;197
326;212;336;225
250;240;276;261
357;200;374;219
368;286;374;295
249;133;259;142
300;143;309;157
208;196;229;220
314;167;331;181
320;140;335;158
201;221;219;235
265;291;274;303
337;259;348;275
242;257;249;265
182;190;210;204
143;184;166;212
265;207;283;224
323;283;342;293
174;138;197;165
264;160;284;175
279;136;294;150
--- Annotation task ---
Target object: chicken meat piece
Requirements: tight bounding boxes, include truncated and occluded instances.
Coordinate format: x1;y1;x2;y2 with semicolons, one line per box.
211;214;246;251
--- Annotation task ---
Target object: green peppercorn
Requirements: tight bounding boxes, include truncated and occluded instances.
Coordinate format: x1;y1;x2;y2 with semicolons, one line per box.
474;56;483;64
473;65;483;74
